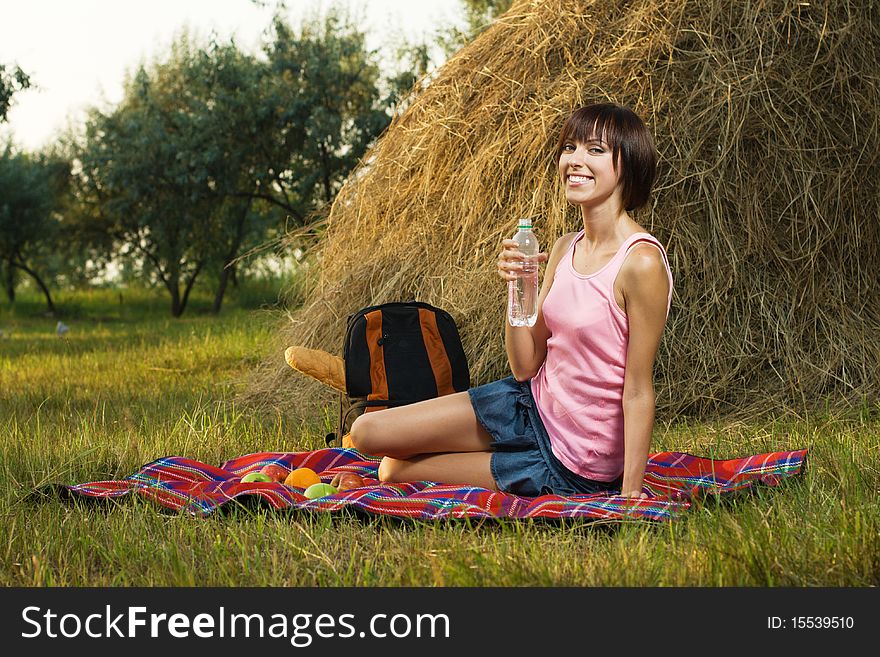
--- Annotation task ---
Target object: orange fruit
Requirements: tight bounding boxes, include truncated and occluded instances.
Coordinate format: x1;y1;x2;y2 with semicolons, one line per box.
284;467;321;489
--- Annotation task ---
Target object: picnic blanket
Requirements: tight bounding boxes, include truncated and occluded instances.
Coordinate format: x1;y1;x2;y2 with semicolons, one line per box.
56;447;807;522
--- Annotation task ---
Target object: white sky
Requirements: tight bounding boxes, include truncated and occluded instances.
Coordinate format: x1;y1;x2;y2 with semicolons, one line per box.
0;0;466;151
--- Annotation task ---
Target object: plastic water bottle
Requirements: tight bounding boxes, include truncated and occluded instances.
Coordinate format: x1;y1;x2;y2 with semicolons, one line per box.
507;218;539;327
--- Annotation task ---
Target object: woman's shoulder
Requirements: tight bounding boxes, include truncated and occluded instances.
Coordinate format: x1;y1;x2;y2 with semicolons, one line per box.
619;233;671;287
625;222;661;243
552;231;580;253
622;224;668;256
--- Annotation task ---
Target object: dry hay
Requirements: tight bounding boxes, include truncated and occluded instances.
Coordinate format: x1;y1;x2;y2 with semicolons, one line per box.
245;0;880;422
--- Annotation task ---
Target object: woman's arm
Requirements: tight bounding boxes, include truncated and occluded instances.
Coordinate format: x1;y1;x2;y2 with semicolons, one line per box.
498;233;576;381
617;244;671;497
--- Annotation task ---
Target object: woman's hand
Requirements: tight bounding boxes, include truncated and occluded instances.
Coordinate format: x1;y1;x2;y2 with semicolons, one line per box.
616;490;649;500
497;239;548;282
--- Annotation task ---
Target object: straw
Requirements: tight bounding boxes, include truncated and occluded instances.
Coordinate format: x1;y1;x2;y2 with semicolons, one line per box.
244;0;880;421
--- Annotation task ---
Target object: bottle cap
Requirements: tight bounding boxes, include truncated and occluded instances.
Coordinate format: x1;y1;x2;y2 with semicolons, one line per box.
517;217;534;229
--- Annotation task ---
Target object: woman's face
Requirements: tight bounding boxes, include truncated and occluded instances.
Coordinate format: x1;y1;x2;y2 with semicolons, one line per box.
558;136;622;207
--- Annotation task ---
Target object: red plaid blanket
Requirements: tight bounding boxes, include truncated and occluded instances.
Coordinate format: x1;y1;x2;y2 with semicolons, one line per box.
58;447;807;521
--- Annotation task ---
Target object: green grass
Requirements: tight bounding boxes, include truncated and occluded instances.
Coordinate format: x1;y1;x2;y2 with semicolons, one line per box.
1;287;878;586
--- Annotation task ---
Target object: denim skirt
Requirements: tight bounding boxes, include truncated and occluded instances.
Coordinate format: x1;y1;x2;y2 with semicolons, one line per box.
468;376;622;497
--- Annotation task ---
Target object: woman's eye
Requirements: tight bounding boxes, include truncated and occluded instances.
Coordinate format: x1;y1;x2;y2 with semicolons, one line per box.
562;143;575;151
589;147;603;154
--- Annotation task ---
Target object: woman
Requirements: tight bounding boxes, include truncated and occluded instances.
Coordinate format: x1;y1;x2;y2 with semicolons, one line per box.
350;103;672;499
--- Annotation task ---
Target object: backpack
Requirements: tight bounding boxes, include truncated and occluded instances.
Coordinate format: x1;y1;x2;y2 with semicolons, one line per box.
326;301;470;445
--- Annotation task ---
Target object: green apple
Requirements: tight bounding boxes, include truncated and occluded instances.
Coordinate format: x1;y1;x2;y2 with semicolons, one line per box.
303;483;339;499
241;472;273;483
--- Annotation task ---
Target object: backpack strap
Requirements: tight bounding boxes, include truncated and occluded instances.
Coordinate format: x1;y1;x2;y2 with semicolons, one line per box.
363;309;390;403
417;307;457;397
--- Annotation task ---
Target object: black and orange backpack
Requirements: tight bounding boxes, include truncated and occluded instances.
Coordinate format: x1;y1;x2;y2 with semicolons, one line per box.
326;301;470;445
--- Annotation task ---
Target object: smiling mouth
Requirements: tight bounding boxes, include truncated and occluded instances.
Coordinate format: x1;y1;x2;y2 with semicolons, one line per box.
567;175;594;185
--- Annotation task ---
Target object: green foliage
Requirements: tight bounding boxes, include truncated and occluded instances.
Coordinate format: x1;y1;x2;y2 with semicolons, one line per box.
0;62;31;123
437;0;515;55
75;72;209;316
0;145;70;311
69;14;393;317
265;12;392;207
74;33;273;316
4;2;509;314
384;42;434;113
0;148;52;267
461;0;515;33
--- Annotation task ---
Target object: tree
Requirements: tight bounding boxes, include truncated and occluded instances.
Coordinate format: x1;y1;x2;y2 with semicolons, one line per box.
385;42;433;114
265;13;392;210
202;14;394;312
172;38;288;314
75;45;219;317
461;0;514;33
71;15;395;315
0;63;30;123
438;0;515;55
74;18;394;315
0;145;66;312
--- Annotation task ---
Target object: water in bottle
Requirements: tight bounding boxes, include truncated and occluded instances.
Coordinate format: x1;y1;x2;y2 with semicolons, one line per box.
507;219;539;327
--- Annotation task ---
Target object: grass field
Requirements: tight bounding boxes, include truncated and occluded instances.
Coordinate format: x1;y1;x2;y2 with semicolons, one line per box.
1;287;878;586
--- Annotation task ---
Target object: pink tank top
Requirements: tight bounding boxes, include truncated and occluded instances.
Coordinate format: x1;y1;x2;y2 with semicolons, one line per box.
530;230;673;481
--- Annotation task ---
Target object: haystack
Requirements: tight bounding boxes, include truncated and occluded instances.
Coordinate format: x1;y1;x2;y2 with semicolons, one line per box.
246;0;880;421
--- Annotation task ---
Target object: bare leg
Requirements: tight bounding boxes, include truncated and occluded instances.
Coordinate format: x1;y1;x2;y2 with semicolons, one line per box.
349;391;499;489
378;452;497;490
349;391;492;459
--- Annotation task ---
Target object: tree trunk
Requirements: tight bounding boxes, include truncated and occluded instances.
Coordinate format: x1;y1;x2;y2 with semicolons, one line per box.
12;260;54;314
319;142;333;204
2;262;14;302
178;260;204;317
212;200;249;314
166;268;182;318
169;284;182;318
212;264;232;315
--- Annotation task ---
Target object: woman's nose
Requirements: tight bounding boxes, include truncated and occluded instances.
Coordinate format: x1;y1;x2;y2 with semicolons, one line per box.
569;145;588;164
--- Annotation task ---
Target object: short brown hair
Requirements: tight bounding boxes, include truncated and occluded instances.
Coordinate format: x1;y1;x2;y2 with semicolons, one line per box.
555;103;657;211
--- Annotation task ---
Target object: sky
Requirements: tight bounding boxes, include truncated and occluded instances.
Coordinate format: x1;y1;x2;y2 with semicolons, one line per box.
0;0;467;151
